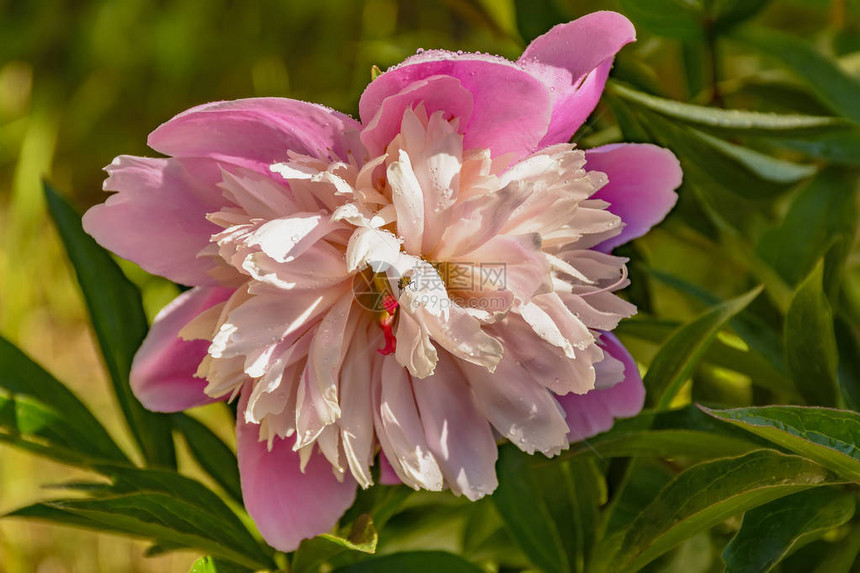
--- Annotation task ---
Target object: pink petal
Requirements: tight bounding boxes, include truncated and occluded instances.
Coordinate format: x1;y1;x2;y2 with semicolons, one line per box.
360;53;551;161
556;332;645;440
586;143;682;251
148;98;363;169
518;11;636;146
361;75;473;156
236;390;357;552
378;451;402;486
462;353;570;457
372;357;444;491
83;156;235;286
412;353;498;500
130;286;233;412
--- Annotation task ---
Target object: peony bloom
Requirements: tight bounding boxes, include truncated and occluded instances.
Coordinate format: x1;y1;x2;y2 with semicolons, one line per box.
83;11;681;551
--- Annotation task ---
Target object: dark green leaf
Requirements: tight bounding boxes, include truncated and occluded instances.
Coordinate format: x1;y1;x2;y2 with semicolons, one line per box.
711;0;770;30
758;169;858;291
644;286;762;409
608;81;849;135
695;130;816;184
619;0;703;41
723;487;855;573
332;551;483;573
492;444;569;573
44;182;175;468
767;129;860;166
701;405;860;481
590;450;841;573
11;492;272;570
644;270;790;382
784;261;838;405
0;336;128;464
95;464;259;552
568;404;773;462
600;458;678;539
292;514;377;573
733;27;860;123
835;317;860;411
172;413;242;504
569;429;756;460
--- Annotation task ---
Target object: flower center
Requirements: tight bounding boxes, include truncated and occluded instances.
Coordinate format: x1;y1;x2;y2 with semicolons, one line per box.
351;267;403;355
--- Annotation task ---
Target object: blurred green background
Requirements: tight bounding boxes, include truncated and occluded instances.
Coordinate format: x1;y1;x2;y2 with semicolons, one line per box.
0;0;858;571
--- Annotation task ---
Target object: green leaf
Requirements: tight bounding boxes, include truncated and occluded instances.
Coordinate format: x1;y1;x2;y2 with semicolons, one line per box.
608;81;850;135
292;514;377;573
835;317;860;410
590;450;841;573
95;464;260;553
766;129;860;166
784;261;838;405
644;271;790;382
757;169;858;290
711;0;770;30
332;551;483;573
0;394;112;466
694;130;816;185
570;429;757;461
492;444;569;573
569;403;772;462
188;556;253;573
0;336;128;464
531;455;604;573
44;182;175;468
733;27;860;123
619;0;704;41
701;405;860;481
723;487;855;573
644;286;762;409
172;413;242;504
11;492;272;570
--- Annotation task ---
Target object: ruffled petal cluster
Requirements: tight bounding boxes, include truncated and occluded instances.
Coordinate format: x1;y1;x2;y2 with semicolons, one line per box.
83;11;681;552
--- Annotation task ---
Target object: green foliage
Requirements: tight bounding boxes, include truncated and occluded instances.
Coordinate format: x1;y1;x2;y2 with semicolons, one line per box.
644;286;762;408
722;487;855;573
44;182;175;468
0;1;859;572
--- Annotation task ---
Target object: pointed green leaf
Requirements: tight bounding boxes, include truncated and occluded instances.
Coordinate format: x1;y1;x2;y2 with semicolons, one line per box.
608;81;850;135
172;413;242;504
0;336;128;464
492;444;569;573
44;182;175;468
701;405;860;481
644;286;762;409
758;170;857;289
723;487;855;573
733;27;860;123
292;514;377;573
591;450;841;573
12;492;272;570
332;551;483;573
784;261;838;405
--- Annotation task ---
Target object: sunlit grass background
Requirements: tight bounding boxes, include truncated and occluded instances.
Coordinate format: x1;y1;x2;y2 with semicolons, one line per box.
0;0;858;571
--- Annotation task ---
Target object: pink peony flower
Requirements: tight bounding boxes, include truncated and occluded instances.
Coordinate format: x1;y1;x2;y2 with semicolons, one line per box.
83;11;681;551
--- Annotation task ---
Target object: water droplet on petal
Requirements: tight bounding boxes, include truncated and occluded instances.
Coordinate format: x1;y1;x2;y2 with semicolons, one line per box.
416;48;425;54
456;50;463;55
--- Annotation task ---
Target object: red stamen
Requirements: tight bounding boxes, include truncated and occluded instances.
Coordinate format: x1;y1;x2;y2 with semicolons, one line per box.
376;294;399;355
